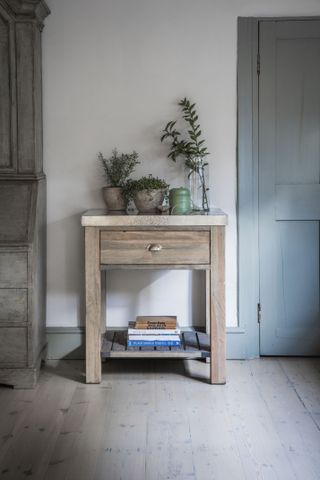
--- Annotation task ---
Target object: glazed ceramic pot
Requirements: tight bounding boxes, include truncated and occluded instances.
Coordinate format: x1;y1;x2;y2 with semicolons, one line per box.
169;187;192;215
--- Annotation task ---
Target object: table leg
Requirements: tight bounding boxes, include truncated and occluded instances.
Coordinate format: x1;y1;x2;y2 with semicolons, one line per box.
85;227;101;383
205;270;211;335
210;226;226;384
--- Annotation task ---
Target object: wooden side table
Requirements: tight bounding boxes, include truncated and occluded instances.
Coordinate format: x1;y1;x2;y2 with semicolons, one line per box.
81;209;228;384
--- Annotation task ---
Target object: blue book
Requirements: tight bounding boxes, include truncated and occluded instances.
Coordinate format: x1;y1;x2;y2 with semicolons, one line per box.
127;339;181;347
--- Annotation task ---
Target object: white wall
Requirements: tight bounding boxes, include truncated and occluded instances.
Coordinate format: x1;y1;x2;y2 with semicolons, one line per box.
43;0;320;329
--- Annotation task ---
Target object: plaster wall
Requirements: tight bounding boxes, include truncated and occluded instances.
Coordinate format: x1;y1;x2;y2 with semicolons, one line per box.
43;0;320;328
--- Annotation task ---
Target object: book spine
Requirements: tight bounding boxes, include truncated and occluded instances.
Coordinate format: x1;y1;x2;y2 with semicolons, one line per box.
128;335;180;341
127;340;181;347
128;329;180;335
135;325;177;329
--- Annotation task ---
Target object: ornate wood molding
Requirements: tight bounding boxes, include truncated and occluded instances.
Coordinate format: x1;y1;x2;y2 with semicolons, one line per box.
0;0;50;24
0;0;50;176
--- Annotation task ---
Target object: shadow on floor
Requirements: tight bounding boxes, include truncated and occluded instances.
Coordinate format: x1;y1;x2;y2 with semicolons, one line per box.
42;358;211;384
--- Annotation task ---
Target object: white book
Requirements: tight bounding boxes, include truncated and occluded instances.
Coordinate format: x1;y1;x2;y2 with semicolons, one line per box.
127;334;181;342
128;327;180;335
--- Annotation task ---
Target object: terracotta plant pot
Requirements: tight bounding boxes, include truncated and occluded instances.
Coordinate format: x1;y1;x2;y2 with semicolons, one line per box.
133;189;165;213
102;186;127;211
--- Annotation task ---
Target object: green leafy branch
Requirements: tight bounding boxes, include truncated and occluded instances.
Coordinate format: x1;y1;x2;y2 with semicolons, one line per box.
161;98;209;165
161;98;210;211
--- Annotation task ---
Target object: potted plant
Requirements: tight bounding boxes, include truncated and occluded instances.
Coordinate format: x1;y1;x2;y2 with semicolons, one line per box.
161;98;210;212
98;149;140;211
124;174;169;213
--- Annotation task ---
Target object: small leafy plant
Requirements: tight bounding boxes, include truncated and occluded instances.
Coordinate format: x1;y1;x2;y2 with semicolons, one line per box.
124;175;169;200
98;149;140;187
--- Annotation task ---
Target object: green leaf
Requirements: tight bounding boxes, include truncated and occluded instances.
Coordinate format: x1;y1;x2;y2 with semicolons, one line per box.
200;148;209;155
162;97;209;166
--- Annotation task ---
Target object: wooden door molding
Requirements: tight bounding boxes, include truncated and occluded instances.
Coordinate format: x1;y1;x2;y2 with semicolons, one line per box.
237;16;320;358
237;17;260;358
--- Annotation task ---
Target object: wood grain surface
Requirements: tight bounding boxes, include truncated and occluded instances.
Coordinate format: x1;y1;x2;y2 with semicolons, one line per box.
100;230;210;265
0;252;28;288
210;226;226;384
0;358;319;479
0;289;27;324
85;227;102;383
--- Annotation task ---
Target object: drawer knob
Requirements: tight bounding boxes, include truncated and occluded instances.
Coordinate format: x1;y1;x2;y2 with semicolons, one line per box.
147;243;162;252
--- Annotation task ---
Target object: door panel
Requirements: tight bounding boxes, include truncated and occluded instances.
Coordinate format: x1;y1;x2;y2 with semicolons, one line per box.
276;222;319;329
259;20;320;354
276;184;320;220
276;39;320;184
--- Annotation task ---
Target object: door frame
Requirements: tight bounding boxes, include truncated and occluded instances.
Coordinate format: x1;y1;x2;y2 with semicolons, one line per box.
237;16;320;358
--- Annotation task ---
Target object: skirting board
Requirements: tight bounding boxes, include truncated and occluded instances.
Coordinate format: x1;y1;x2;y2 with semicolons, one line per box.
46;327;248;360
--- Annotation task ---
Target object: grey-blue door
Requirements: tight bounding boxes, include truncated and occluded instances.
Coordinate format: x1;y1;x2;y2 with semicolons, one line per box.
259;20;320;355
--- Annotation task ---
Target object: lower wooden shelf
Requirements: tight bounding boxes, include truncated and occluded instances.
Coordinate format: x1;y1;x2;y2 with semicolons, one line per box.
101;329;210;359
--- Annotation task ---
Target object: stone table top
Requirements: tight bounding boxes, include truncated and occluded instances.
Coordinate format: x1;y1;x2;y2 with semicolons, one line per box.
81;209;228;227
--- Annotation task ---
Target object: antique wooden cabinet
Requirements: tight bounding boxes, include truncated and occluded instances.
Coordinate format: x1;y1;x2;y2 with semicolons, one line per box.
0;0;50;387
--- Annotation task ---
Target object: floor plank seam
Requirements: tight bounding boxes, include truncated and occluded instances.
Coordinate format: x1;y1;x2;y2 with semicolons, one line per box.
1;359;320;480
278;360;320;433
247;360;299;480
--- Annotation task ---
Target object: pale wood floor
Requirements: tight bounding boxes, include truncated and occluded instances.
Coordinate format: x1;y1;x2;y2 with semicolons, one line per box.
0;358;319;480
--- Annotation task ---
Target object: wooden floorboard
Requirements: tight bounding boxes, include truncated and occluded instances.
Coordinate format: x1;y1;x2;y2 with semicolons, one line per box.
0;358;319;480
0;367;77;480
224;360;296;479
250;358;320;480
279;358;320;429
44;384;112;480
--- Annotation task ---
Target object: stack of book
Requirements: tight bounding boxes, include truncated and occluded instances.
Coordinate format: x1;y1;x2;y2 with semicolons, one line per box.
127;316;181;347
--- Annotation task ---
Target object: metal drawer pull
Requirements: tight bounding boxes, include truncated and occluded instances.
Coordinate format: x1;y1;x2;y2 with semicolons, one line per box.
147;243;162;252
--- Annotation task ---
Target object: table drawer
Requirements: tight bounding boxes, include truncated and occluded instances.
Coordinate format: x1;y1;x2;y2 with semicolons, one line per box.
100;230;210;265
